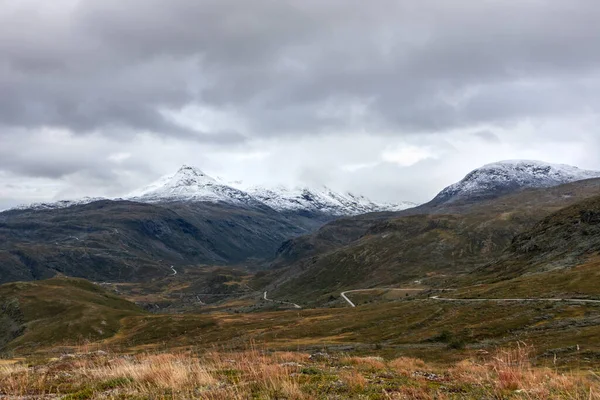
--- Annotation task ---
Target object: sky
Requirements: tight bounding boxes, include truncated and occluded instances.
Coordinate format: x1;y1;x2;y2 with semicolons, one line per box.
2;0;600;209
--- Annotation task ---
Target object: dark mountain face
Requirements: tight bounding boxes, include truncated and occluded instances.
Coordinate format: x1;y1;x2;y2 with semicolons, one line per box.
0;199;334;284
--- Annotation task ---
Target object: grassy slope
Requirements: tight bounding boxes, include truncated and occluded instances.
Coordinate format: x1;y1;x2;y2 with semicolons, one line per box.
105;265;259;313
450;255;600;302
0;278;142;354
2;277;599;369
431;194;600;302
480;195;600;281
98;296;600;367
269;179;600;304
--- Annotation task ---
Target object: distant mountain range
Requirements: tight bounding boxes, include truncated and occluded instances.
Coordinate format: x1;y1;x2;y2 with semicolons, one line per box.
2;159;600;286
128;165;416;215
10;165;416;216
0;166;414;284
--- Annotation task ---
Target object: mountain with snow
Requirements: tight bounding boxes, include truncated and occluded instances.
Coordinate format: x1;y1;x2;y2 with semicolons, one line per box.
248;185;415;216
126;165;263;207
126;165;414;215
431;160;600;206
5;165;414;216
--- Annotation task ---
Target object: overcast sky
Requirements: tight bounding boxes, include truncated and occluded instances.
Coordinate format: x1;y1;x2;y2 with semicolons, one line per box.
2;0;600;209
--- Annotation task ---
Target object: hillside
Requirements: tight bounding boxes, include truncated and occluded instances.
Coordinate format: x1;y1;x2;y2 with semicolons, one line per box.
0;278;142;354
488;194;600;277
268;178;600;304
0;200;311;283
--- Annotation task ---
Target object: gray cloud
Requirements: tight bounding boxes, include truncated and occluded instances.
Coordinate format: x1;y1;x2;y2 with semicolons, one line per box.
474;131;501;144
2;1;600;137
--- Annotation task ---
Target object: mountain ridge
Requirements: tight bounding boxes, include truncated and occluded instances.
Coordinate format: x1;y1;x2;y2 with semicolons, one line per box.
247;185;416;216
430;160;600;207
7;165;414;217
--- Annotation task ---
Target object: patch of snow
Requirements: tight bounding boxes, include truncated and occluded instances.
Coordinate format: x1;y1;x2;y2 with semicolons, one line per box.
7;197;105;212
248;185;416;216
131;166;417;214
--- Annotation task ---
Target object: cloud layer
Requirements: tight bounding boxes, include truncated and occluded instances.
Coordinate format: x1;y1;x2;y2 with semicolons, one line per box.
2;0;600;208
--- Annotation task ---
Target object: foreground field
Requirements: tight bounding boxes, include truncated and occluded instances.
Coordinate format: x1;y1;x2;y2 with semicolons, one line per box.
1;344;598;399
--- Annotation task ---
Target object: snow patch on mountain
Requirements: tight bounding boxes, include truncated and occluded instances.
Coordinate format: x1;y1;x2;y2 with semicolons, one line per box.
6;165;416;215
433;160;600;205
248;185;416;216
8;197;105;212
127;165;415;214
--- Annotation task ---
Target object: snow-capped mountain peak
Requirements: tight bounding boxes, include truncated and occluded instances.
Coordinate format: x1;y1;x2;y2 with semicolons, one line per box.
127;165;417;214
174;165;217;184
6;165;417;216
432;160;600;205
126;165;260;206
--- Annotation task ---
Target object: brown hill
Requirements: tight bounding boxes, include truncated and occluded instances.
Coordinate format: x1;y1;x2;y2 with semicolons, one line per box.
268;179;600;304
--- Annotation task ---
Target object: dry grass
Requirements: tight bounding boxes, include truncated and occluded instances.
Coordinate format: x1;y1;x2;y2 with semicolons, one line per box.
85;353;217;389
389;356;429;375
0;344;598;399
342;355;386;370
339;369;368;391
452;343;600;399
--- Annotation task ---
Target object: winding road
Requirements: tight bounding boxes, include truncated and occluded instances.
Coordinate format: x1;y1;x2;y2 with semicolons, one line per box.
430;295;600;304
170;266;177;276
263;291;302;309
341;288;600;308
341;288;425;308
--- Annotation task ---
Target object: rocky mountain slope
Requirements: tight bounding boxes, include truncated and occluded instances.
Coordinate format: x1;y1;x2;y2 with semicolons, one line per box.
8;165;413;217
127;166;264;208
127;165;413;216
480;193;600;280
267;176;600;305
8;165;417;219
